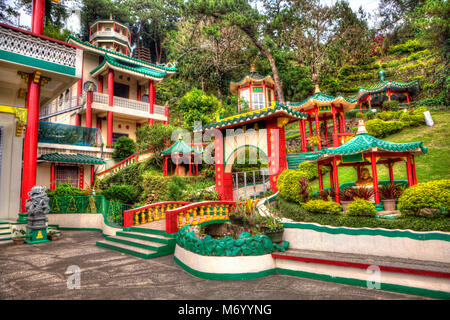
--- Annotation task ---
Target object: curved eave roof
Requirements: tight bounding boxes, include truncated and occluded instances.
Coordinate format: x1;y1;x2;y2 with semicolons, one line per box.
90;54;166;80
229;73;275;93
306;134;427;162
90;19;130;31
351;80;420;101
39;152;105;164
289;93;358;113
67;34;178;73
160;140;201;155
200;102;307;131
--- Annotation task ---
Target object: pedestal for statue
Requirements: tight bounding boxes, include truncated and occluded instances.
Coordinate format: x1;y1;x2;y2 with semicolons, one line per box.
25;186;50;244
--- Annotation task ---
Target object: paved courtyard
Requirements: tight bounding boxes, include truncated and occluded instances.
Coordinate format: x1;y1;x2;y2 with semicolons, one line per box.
0;230;428;300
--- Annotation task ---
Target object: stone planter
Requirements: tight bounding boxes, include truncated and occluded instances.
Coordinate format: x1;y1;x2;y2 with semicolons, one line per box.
382;199;396;211
341;201;352;212
264;229;284;243
12;238;25;245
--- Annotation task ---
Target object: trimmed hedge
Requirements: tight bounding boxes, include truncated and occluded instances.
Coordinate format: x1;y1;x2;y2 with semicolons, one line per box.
397;180;450;217
345;198;377;217
303;200;342;215
365;119;405;138
277;197;450;232
277;169;312;204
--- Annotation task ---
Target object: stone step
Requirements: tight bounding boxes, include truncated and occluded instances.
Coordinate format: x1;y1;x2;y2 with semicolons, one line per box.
273;248;450;276
126;226;173;237
116;231;173;244
106;235;166;251
96;240;160;259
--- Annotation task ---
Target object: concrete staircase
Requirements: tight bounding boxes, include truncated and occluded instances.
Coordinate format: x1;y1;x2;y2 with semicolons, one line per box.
0;222;12;243
96;226;176;259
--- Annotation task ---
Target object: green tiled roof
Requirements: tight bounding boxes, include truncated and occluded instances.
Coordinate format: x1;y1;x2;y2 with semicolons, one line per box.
160;139;201;155
306;133;427;161
350;80;419;101
289;93;357;108
39;153;105;164
91;54;167;78
201;102;307;131
67;34;178;72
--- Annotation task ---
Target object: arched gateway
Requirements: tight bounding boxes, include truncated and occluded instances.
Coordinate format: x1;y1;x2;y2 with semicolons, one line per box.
198;102;307;200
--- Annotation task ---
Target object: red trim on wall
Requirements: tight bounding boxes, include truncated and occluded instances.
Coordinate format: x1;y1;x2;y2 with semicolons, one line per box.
272;253;450;279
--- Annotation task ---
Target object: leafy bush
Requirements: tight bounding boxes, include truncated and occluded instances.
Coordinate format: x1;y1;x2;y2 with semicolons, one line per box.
298;162;320;181
277;169;312;204
365;119;405;138
141;171;170;203
380;184;404;200
346;198;377;216
388;39;422;54
112;136;136;160
397;180;450;217
167;176;187;201
47;183;88;197
177;88;222;129
399;107;426;127
102;184;137;204
382;100;399;111
303;200;342;215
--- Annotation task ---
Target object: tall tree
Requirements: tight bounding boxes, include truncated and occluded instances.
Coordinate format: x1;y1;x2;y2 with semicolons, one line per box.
185;0;285;102
378;0;425;30
0;0;19;25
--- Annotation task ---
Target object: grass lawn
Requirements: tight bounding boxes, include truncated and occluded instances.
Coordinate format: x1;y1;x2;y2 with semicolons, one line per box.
308;111;450;193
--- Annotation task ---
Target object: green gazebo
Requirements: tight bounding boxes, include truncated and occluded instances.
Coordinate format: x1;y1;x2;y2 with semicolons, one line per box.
306;120;427;207
160;138;201;176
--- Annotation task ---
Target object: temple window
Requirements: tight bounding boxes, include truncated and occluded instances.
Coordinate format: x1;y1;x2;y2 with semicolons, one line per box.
55;165;79;187
252;91;265;109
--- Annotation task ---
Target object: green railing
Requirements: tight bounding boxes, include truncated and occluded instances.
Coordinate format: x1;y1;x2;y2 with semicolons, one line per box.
48;195;135;228
39;121;100;147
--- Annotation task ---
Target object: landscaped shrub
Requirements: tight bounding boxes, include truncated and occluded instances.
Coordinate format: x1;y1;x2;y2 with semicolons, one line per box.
346;198;377;217
399;107;426;127
298;161;319;181
112;136;136;160
365;119;404;138
388;39;422;54
303;200;342;215
382;100;399;111
46;183;88;197
141;171;170;203
102;184;137;204
277;169;312;204
397;180;450;217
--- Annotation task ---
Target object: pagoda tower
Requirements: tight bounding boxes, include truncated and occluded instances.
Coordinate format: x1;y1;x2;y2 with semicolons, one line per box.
89;15;132;56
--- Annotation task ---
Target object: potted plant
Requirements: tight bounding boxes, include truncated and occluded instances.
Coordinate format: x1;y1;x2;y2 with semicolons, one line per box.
339;187;355;212
380;184;404;211
263;216;284;243
229;201;246;225
47;230;60;241
11;228;26;245
309;136;320;151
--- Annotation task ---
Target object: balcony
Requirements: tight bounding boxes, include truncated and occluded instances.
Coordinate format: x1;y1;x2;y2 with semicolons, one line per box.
38;121;102;147
90;30;130;45
91;92;167;121
40;94;85;119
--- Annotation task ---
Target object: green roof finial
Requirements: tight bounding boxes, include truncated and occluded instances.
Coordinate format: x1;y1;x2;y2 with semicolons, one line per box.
379;70;385;82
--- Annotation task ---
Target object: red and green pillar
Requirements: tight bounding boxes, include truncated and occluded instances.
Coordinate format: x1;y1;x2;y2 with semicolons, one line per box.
214;131;233;200
148;79;155;126
266;118;288;192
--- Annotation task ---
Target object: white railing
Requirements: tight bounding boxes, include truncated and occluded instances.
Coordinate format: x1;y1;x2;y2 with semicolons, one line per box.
40;95;84;118
90;31;129;45
113;95;149;112
232;169;270;201
93;92;166;115
0;25;77;68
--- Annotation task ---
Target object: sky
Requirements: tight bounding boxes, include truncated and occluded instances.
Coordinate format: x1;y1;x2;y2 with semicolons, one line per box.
16;0;382;31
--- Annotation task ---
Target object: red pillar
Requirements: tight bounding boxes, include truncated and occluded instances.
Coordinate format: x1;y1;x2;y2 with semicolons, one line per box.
107;69;114;146
324;119;329;147
267;119;288;192
31;0;45;35
96;117;102;131
332;105;338;147
189;158;192;176
50;163;55;191
148;80;155;126
357;166;361;181
371;153;380;204
76;79;82;126
164;105;169;125
90;165;95;186
341;110;347;133
388;162;395;186
332;158;340;203
314;106;321;150
86;90;93;128
318;165;323;191
406;154;413;187
301;119;307;152
308;118;313;138
21;73;41;212
330;165;334;191
411;155;417;185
